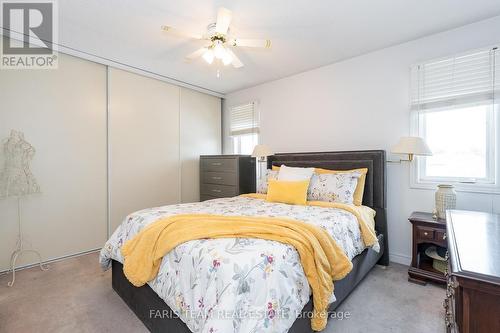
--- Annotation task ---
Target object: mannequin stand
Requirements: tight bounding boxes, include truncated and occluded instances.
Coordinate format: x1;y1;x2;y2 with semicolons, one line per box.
7;197;48;287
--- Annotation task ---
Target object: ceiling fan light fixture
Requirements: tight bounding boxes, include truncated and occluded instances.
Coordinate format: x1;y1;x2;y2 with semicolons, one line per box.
162;6;271;70
213;42;226;59
202;49;215;64
222;51;232;66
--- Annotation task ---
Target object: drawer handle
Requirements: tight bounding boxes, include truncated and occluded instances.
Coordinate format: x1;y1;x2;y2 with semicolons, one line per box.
211;189;222;193
211;162;222;166
211;176;222;180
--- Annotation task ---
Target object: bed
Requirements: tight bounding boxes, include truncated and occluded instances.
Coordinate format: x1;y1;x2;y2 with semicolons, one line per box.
102;150;388;333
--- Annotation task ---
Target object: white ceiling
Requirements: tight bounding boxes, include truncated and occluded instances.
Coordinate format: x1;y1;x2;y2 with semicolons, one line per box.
56;0;500;95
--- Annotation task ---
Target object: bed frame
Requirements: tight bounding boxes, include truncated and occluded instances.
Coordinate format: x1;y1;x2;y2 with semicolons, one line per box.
111;150;388;332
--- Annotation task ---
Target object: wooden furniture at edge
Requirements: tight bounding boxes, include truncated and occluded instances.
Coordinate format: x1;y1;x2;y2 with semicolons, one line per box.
200;155;256;201
408;211;447;285
444;210;500;333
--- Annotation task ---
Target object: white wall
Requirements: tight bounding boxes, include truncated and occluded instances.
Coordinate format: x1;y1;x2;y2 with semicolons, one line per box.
223;16;500;265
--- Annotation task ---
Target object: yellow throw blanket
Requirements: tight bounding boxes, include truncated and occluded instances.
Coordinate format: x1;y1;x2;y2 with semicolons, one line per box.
121;214;353;331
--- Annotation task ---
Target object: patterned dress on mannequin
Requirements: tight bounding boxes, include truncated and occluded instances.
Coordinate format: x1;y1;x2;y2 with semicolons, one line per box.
0;130;40;198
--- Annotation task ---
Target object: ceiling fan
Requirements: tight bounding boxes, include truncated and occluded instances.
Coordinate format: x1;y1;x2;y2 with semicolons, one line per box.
161;7;271;69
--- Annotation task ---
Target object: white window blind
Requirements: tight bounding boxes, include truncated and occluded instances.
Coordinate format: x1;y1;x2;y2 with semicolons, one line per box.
411;47;499;110
230;102;259;136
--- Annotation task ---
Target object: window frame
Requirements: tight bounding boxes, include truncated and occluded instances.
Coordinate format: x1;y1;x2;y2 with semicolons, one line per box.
410;103;500;194
232;132;259;155
229;100;260;155
409;45;500;194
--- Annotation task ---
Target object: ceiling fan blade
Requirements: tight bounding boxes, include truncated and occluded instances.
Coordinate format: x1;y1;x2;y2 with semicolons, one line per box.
215;7;232;34
226;49;243;68
185;47;207;60
161;25;204;40
229;38;272;49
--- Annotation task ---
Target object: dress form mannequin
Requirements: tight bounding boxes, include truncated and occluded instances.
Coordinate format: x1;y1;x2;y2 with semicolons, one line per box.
0;130;48;286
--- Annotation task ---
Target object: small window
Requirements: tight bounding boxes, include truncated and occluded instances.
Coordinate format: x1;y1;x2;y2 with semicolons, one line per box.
229;102;259;154
411;47;499;191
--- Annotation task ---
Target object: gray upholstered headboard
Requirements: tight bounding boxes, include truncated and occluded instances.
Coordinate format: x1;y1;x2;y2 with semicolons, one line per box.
267;150;386;208
267;150;389;264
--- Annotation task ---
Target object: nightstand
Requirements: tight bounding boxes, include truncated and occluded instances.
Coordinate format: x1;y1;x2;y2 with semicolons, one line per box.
408;211;447;285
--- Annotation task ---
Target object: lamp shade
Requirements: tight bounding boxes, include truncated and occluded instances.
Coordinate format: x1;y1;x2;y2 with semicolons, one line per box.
391;136;432;156
251;144;273;158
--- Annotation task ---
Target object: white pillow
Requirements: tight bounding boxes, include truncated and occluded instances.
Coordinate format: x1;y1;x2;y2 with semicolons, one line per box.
307;172;361;204
277;165;315;181
257;169;279;194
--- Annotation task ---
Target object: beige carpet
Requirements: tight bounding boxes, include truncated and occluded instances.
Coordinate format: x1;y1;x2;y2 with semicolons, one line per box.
0;252;445;332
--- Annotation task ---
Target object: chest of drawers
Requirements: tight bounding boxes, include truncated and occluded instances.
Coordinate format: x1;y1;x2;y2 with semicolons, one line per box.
200;155;255;201
445;210;500;333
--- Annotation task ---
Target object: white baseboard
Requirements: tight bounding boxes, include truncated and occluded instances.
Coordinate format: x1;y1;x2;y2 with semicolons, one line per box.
0;248;101;275
389;252;411;266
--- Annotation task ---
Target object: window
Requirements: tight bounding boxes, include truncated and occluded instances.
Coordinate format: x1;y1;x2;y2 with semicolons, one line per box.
411;47;499;191
230;102;259;154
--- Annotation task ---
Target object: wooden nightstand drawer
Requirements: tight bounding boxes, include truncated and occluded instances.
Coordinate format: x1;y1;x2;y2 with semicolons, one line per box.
202;171;237;186
436;230;447;242
201;158;237;172
201;183;238;198
417;226;435;241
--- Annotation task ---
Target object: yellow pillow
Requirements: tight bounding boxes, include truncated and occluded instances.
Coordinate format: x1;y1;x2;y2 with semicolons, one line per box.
266;179;310;205
272;165;368;206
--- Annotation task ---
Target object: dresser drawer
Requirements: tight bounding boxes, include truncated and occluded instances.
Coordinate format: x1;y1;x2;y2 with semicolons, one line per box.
200;194;222;202
201;183;238;198
417;226;435;241
202;171;237;186
201;158;237;172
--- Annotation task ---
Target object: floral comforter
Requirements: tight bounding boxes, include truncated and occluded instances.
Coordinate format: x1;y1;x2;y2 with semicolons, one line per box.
100;196;376;333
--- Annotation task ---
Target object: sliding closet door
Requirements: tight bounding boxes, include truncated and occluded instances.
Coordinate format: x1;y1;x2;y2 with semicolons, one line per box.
180;88;221;203
108;68;180;232
0;53;107;271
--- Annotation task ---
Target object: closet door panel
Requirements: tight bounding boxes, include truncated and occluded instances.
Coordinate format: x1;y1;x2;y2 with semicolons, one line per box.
180;88;221;203
0;52;107;271
109;68;180;232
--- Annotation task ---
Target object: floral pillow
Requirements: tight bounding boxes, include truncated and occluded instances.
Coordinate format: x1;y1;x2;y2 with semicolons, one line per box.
307;172;361;204
257;169;279;194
